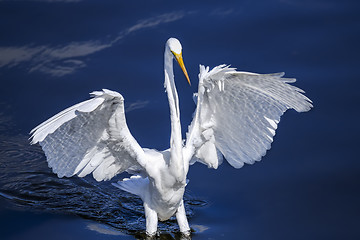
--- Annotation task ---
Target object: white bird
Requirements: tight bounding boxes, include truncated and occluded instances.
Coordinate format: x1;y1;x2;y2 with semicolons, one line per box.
30;38;312;236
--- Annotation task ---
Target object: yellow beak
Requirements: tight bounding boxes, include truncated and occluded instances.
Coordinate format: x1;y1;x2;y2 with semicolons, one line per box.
172;51;191;86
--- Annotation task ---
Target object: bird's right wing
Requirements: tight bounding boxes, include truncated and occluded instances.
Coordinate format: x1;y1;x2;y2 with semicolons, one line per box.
185;65;312;169
30;89;147;181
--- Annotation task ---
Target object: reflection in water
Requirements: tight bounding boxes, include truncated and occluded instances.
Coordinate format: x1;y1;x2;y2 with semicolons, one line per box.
190;225;209;233
125;100;150;113
0;12;186;77
0;111;206;239
87;223;128;236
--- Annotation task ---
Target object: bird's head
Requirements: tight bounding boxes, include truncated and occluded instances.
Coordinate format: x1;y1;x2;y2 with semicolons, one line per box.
166;38;191;85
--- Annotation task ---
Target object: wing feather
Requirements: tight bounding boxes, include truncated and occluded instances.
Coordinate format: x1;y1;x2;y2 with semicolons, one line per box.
30;89;146;181
185;65;312;169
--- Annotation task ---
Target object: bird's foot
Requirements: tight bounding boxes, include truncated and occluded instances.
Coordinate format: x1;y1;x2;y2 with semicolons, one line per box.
145;230;159;239
175;229;191;240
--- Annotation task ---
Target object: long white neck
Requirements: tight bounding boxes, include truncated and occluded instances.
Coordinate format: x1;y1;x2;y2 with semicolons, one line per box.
164;47;185;182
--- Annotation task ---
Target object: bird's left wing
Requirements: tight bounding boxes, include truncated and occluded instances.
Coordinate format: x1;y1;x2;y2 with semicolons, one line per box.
30;89;146;181
184;65;313;169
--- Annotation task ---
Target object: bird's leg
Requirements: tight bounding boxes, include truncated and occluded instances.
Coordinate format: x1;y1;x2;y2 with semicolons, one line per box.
176;200;191;235
144;202;158;236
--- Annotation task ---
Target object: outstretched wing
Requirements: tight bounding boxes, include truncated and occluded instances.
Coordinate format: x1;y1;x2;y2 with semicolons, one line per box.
185;65;313;169
30;89;147;181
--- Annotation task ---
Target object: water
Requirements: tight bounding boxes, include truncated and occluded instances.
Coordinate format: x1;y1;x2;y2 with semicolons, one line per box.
1;0;359;239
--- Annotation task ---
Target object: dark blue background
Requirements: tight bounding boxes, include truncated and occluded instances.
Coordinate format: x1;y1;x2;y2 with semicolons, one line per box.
0;0;359;239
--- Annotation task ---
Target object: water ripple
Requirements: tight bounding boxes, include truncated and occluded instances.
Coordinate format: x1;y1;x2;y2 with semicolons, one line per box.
0;122;206;238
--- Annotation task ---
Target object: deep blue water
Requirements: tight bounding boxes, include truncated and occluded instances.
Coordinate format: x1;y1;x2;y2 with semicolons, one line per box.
0;0;359;239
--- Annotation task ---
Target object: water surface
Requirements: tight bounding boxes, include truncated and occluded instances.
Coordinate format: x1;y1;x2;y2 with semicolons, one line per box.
0;0;359;239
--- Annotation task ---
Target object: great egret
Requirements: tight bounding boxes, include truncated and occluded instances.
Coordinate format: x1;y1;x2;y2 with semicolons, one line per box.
30;38;312;236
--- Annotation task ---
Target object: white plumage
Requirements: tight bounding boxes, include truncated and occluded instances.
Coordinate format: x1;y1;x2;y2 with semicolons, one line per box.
185;66;312;170
31;89;145;181
30;38;312;236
